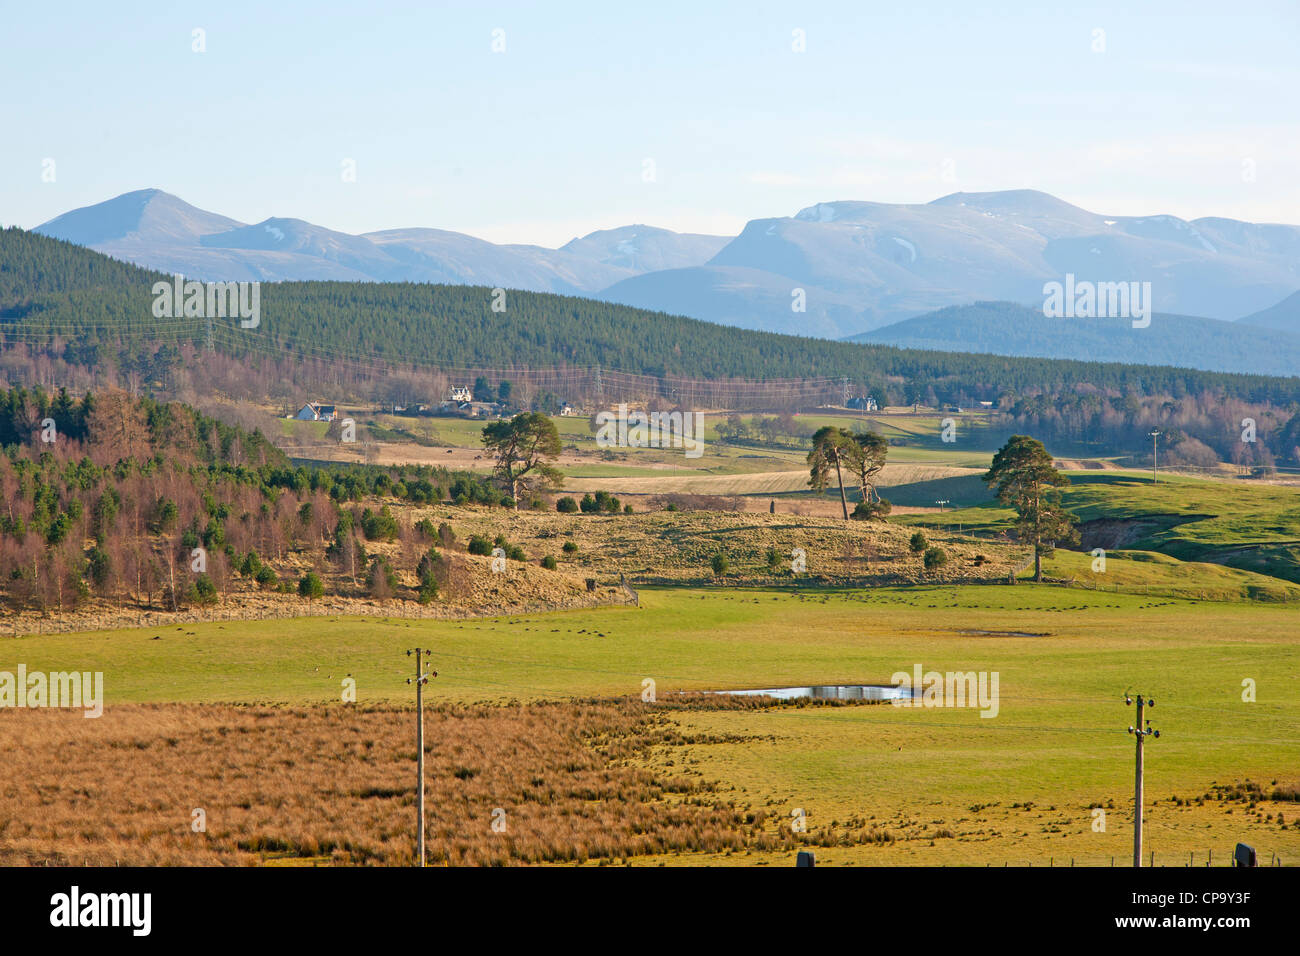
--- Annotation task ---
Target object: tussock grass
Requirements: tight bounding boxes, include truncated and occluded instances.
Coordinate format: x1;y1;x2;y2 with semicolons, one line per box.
0;696;894;866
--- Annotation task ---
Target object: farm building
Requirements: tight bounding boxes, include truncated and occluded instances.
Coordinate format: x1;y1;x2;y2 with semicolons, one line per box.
294;402;337;422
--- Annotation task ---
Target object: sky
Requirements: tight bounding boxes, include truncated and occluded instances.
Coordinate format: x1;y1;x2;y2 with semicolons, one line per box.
3;1;1298;247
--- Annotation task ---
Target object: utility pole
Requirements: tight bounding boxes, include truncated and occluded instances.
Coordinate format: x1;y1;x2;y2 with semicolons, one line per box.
406;648;436;867
1149;430;1161;484
1126;692;1160;867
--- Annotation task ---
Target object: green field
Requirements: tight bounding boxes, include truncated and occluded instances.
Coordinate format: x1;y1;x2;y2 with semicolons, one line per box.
900;472;1300;584
7;584;1297;865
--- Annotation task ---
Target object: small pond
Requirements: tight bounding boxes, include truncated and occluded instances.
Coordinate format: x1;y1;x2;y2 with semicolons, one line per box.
709;684;915;701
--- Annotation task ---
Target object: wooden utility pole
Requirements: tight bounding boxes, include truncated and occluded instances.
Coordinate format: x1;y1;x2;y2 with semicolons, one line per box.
406;648;436;867
1149;430;1161;484
1126;693;1160;867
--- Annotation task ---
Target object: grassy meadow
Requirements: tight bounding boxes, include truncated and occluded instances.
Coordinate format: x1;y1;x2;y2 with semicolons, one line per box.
3;585;1297;866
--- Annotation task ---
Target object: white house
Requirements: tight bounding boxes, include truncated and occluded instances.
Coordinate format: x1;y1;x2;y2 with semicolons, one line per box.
559;402;577;416
295;402;337;422
449;385;472;403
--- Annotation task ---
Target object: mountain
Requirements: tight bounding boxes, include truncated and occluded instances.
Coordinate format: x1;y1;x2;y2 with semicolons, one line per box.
608;190;1300;337
34;188;1300;341
848;301;1300;378
34;188;242;246
362;228;629;294
600;265;878;339
1238;290;1300;335
34;190;725;293
559;225;729;273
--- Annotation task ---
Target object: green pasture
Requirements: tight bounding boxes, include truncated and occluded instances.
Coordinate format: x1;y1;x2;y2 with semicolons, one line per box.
6;584;1296;865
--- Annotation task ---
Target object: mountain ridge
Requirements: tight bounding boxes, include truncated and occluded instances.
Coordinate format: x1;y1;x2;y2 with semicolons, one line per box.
34;188;1300;341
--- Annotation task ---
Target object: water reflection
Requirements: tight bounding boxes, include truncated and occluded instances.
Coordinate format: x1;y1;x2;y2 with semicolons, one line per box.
709;684;915;701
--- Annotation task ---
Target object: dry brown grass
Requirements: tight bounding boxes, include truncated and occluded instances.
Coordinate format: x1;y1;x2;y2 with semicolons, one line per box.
9;503;1019;637
0;696;895;866
426;505;1023;587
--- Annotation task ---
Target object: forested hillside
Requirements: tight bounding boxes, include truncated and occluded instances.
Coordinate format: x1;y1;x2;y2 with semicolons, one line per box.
0;385;509;615
5;226;1300;403
3;226;1300;466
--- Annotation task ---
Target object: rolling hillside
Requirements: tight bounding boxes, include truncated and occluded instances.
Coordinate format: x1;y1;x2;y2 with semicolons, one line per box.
848;301;1300;377
6;226;1300;411
1239;290;1300;336
900;472;1300;586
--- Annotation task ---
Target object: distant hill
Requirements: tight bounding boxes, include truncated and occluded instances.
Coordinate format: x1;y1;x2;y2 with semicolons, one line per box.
35;189;727;295
1238;290;1300;335
6;226;1300;411
36;188;1300;341
848;301;1300;377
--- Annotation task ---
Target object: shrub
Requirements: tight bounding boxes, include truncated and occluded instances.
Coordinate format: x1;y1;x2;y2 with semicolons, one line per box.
416;548;442;604
188;574;218;606
923;547;948;571
562;541;578;555
909;531;928;553
506;545;527;562
239;551;263;577
360;506;399;542
298;572;324;601
414;518;436;540
710;552;730;576
541;555;557;570
765;547;780;570
580;491;621;514
366;557;398;599
467;535;493;556
254;565;278;589
556;497;579;513
852;498;892;520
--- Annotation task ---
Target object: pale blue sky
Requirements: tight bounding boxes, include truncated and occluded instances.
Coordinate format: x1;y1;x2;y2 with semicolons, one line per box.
3;1;1298;245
